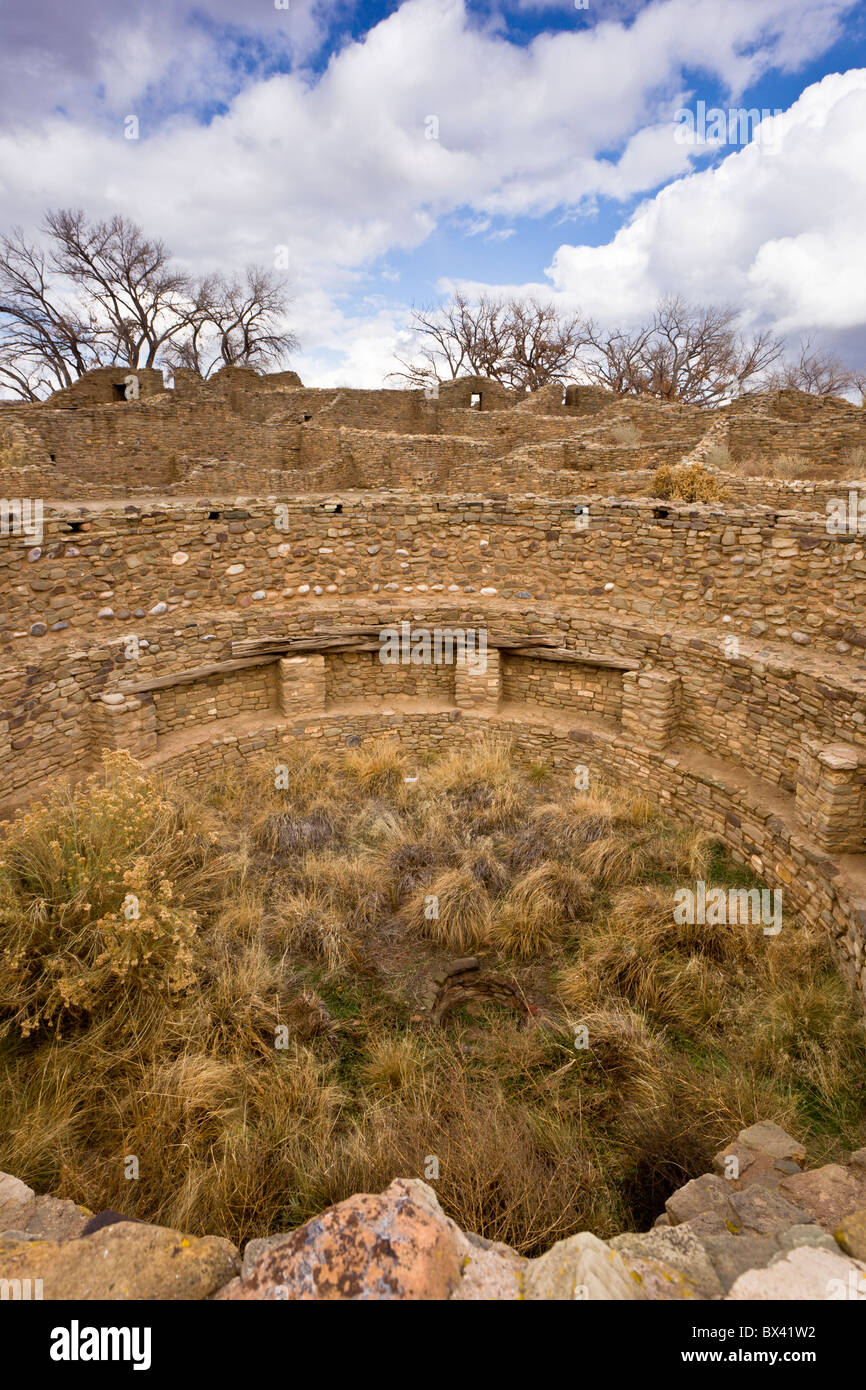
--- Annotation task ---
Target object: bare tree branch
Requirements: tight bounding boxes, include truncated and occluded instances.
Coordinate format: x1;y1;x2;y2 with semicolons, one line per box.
585;298;783;406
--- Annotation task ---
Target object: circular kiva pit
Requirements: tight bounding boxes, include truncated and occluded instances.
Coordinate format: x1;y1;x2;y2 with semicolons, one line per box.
1;369;866;1019
3;368;866;1260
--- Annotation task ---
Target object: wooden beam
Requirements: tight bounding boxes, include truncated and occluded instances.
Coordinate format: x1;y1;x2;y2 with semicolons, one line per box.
119;655;276;693
507;647;639;670
232;629;562;659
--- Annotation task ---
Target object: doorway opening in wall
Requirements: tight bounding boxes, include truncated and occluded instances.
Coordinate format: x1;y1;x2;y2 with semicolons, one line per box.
112;384;127;402
470;393;481;409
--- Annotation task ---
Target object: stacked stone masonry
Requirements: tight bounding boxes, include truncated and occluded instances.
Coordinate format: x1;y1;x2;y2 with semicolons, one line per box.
1;365;866;1012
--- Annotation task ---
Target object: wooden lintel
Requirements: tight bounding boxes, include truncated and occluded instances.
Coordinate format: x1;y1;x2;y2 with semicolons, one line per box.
507;647;639;670
119;654;276;693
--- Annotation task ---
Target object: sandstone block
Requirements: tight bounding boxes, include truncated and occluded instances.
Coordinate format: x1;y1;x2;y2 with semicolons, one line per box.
0;1223;239;1299
221;1179;464;1300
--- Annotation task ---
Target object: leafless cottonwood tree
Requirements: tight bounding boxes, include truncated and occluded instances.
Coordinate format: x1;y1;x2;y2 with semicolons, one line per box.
163;266;299;378
0;209;298;399
391;290;591;391
585;297;784;406
764;336;864;398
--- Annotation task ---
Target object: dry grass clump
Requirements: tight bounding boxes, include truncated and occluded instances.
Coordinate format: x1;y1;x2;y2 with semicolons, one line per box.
405;865;493;952
704;442;732;470
611;421;641;446
652;462;725;502
840;446;866;480
1;740;864;1253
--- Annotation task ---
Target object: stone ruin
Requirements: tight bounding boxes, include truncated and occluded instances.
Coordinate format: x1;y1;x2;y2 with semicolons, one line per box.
1;363;866;1299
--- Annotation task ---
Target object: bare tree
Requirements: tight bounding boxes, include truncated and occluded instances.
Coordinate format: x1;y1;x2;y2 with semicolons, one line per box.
391;291;509;387
504;297;590;391
765;336;861;398
586;297;783;406
0;226;105;398
391;290;590;391
44;209;202;369
164;266;298;377
0;209;299;399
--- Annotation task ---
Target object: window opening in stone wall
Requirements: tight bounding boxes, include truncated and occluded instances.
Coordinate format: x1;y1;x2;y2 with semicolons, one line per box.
470;393;481;410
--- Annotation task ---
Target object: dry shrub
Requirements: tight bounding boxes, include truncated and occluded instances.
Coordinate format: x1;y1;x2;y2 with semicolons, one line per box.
493;861;590;959
704;443;732;470
652;462;724;503
274;888;360;972
0;752;226;1039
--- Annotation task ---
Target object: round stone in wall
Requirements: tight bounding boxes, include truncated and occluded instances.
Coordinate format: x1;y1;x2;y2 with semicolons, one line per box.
171;551;189;565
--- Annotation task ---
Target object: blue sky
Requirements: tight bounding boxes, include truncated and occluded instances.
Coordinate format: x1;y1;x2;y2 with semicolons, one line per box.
1;0;865;384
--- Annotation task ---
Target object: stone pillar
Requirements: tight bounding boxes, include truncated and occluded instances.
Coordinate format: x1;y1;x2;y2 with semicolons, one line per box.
796;739;865;853
621;668;681;751
90;693;157;758
278;655;325;714
454;645;500;712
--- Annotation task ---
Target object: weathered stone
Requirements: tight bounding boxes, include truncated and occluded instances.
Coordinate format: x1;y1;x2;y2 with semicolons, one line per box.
665;1174;736;1228
0;1194;92;1242
727;1246;866;1301
0;1223;239;1299
0;1173;34;1211
834;1209;866;1261
611;1224;723;1298
780;1165;866;1230
220;1179;464;1300
726;1121;806;1166
451;1245;525;1300
524;1232;644;1301
727;1184;815;1236
701;1233;782;1292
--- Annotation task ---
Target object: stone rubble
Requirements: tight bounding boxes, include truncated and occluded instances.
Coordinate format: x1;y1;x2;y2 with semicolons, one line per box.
2;1121;865;1300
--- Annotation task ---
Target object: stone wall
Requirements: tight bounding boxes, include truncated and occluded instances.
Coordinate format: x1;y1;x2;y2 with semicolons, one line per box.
323;649;455;706
151;664;277;734
2;496;863;658
500;653;623;722
2;369;866;1020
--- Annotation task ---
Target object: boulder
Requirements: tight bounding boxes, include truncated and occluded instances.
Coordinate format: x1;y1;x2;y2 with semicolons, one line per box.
780;1164;866;1230
451;1245;525;1300
0;1223;239;1299
0;1174;34;1210
726;1184;815;1236
665;1174;736;1228
727;1246;866;1301
834;1209;866;1262
220;1180;465;1300
0;1194;92;1242
611;1224;723;1299
523;1232;644;1300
